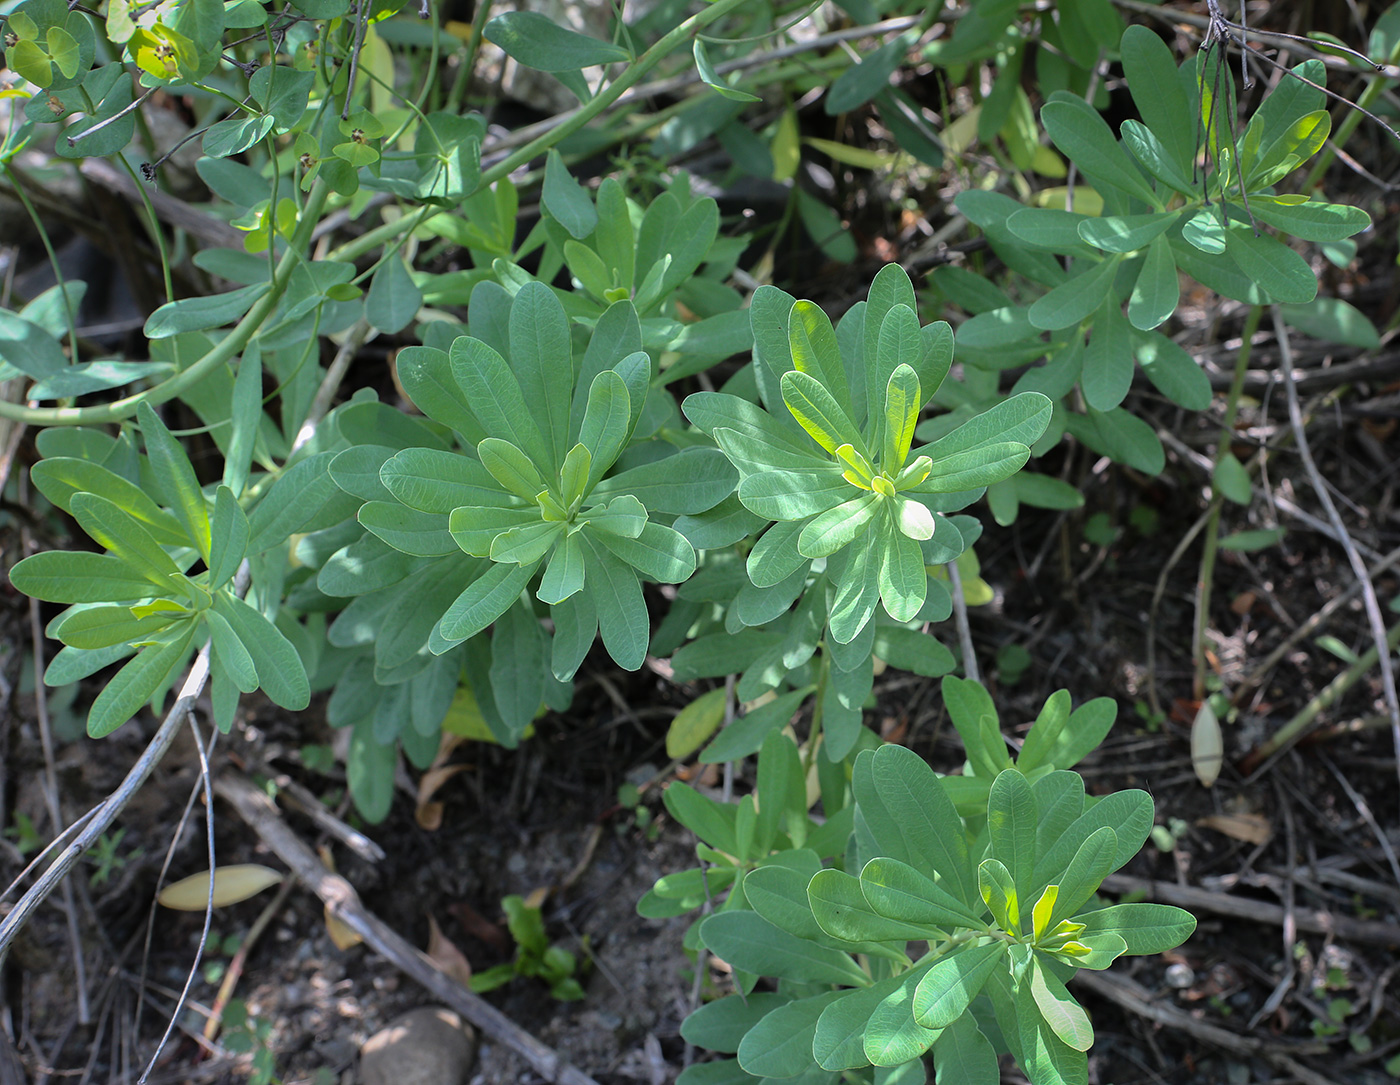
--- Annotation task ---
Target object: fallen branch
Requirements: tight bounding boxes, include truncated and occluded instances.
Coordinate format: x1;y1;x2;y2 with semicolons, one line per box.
1072;970;1339;1085
1100;874;1400;947
213;771;603;1085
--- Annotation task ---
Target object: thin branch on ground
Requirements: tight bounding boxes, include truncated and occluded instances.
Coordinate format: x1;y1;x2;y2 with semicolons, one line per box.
1273;306;1400;832
214;771;604;1085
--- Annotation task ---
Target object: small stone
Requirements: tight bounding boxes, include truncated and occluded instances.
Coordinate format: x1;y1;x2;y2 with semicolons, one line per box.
1165;962;1195;989
359;1007;477;1085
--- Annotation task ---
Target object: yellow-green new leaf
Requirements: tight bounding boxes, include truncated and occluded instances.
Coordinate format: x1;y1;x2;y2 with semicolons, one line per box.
666;687;728;759
1030;956;1094;1051
158;864;284;910
781;370;866;459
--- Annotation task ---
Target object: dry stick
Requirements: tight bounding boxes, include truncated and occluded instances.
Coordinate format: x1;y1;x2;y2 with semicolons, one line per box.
213;772;602;1085
1071;970;1340;1085
203;877;296;1043
1099;872;1400;946
0;641;213;961
1236;542;1400;701
139;719;218;1085
23;567;91;1025
947;560;979;683
1273;306;1400;828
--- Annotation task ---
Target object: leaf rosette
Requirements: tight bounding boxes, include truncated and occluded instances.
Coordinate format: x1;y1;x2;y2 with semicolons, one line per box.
686;265;1050;644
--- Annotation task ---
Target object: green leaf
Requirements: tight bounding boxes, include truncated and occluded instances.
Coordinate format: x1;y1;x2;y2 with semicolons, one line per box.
1246;196;1370;243
1028;257;1121;332
1280;296;1380;348
932;1015;998;1085
483;11;630;71
247;451;342;554
858;857;984;930
782;369;865;458
542;149;599;239
789;300;852;417
1017;974;1089;1085
9;550;158;604
208;486;248;590
380;448;507;513
206;608;258;693
69;492;182;590
594;521;696;583
1133;328;1212;410
212;592;310;709
863;959;942;1067
360;503;457;556
1041;96;1162;208
451;335;550;468
978;858;1019;932
702;911;869;986
593;447;738;516
138;402;210;561
738;468;850;521
88;624;195;738
1033;789;1154;889
701;688;810;763
578;370;631;490
1071;902;1196;954
693;39;760;102
799;493;880;558
538;531;585;605
871;743;977;905
871;627;955;678
1213;451;1252;505
988;767;1038;906
810;867;946;943
437;560;537;642
667;687;727;759
826;34;906;114
1048;825;1118;926
1127;234;1178;331
1120;25;1195;176
365;256;423;334
879;525;926;622
682;994;790;1055
144;283;269;338
1086;407;1165;475
1077;212;1177;254
55;605;178;650
583;537;647;669
736;991;844;1078
912;941;1007;1029
1224;225;1317;304
940;675;1012;779
663;780;738;854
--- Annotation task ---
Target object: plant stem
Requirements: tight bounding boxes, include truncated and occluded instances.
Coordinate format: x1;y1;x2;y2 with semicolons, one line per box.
0;180;330;426
1193;304;1262;702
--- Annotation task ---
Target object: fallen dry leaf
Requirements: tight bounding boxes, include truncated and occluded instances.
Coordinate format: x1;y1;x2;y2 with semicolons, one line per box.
1197;813;1273;845
416;764;470;830
426;914;473;987
158;864;283;910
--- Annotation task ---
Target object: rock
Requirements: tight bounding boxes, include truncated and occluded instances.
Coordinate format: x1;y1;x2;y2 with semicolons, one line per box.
359;1007;477;1085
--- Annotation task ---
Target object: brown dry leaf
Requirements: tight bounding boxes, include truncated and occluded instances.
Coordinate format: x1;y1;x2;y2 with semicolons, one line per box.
449;900;510;952
426;914;473;987
1197;813;1273;845
416;764;469;830
316;846;363;949
522;886;550;911
1230;591;1257;616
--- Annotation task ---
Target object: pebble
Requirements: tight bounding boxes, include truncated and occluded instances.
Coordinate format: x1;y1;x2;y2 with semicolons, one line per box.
359;1007;477;1085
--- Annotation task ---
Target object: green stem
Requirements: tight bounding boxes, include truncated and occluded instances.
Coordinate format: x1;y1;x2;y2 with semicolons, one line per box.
1;162;79;353
1193;304;1262;702
1251;617;1400;765
0;180;331;426
476;0;751;191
